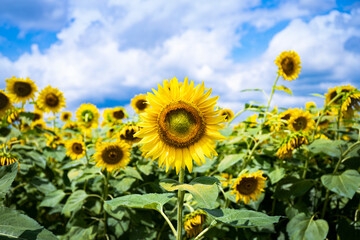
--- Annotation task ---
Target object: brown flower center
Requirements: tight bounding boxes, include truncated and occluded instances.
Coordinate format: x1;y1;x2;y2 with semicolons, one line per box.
136;99;148;111
158;101;205;148
0;92;9;110
281;57;295;76
101;146;123;164
237;177;258;195
120;128;139;142
33;113;41;121
113;110;125;119
14;82;32;97
72;143;83;154
45;93;59;107
292;116;308;131
63;113;70;120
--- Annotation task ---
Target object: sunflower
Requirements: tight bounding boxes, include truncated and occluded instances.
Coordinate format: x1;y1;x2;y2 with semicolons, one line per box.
305;102;316;110
111;107;127;121
134;77;226;174
76;103;100;129
326;85;360;119
32;109;43;122
93;141;131;172
219;109;234;122
231;170;266;204
0;152;18;167
7;108;23;124
275;50;301;81
63;121;79;130
270;108;295;132
246;114;258;128
60;111;72;122
31;120;47;129
183;210;207;238
37;86;66;113
65;139;86;160
288;109;315;133
276;132;308;159
117;124;141;145
45;133;63;149
131;94;149;114
220;172;233;188
0;90;14;117
6;76;37;104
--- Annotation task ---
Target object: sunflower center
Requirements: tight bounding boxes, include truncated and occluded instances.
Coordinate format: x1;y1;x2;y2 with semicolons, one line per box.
237;177;258;195
81;110;94;123
113;110;125;119
121;128;138;141
14;82;32;97
221;112;230;121
0;92;9;110
292;116;308;131
45;93;59;107
72;143;83;154
102;146;123;164
136;100;148;110
158;101;205;148
33;113;41;121
281;57;294;76
63;113;70;120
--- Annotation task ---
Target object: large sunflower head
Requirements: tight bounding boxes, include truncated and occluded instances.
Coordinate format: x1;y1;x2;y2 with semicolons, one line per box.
93;141;131;172
231;170;266;204
131;94;149;114
37;86;66;113
117;123;141;145
76;103;100;129
111;107;127;122
0;90;14;117
183;210;207;238
135;77;226;174
65;139;86;160
275;50;301;81
60;111;72;122
288;109;315;133
219;109;234;122
6;76;37;104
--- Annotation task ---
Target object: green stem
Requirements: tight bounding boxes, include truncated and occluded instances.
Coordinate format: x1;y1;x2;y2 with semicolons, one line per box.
266;74;280;114
159;209;177;237
302;157;310;179
194;220;218;240
227;107;248;126
103;171;110;237
53;113;56;130
240;140;261;171
176;168;185;240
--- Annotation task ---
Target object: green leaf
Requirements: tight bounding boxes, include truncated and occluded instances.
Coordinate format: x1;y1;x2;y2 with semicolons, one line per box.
30;177;57;194
193;157;215;173
104;203;126;220
308;139;345;158
62;190;88;215
310;93;325;98
67;226;97;240
160;177;219;208
0;162;18;199
268;168;285;184
105;193;174;212
287;213;329;240
123;166;143;180
217;154;244;172
275;85;293;95
321;169;360;199
39;190;66;207
203;208;280;227
111;177;137;193
219;127;232;138
0;207;57;240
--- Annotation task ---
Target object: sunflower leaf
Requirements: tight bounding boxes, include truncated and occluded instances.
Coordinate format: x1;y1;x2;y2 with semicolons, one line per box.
39;190;66;207
321;169;360;199
217;154;244;172
62;190;88;215
275;85;293;95
286;213;329;240
203;208;280;227
0;162;18;199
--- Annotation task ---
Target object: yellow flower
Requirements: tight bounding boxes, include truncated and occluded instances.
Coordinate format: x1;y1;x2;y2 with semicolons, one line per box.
60;111;72;122
219;109;234;122
276;132;308;159
31;119;47;129
135;77;226;174
183;210;207;238
93;141;131;172
63;121;79;130
65;139;86;160
220;173;233;188
0;90;14;117
117;124;141;145
131;94;149;114
247;114;258;128
270;108;295;132
305;102;316;110
37;86;66;113
76;103;100;129
45;133;63;149
6;76;37;104
32;109;43;122
0;153;18;167
111;107;127;121
288;109;315;133
275;50;301;81
7;108;23;124
231;170;266;204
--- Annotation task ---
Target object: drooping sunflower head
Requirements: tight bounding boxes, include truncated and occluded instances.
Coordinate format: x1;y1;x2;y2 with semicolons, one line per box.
183;210;207;238
65;139;85;160
276;132;308;159
60;111;72;122
231;170;266;204
117;124;141;145
6;76;37;104
337;85;360;119
111;107;127;121
135;77;226;174
37;86;66;113
275;50;301;81
219;109;234;122
0;90;14;117
0;152;19;167
131;94;149;114
76;103;100;129
7;108;23;124
288;109;315;133
93;141;131;172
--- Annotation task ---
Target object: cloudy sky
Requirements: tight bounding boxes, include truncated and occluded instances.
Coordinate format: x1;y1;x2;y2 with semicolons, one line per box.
0;0;359;116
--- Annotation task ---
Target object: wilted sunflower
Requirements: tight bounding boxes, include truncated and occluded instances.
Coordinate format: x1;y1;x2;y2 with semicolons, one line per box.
65;139;85;160
219;109;234;122
275;50;301;81
117;124;141;145
93;141;131;172
6;76;37;104
131;94;149;114
76;103;100;129
276;132;308;159
288;109;315;133
0;90;14;117
0;152;18;167
183;210;207;238
60;111;72;122
325;85;360;119
231;170;266;204
37;86;66;113
134;77;226;173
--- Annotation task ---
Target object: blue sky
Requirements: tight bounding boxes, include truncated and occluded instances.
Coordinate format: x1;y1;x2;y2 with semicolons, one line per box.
0;0;359;117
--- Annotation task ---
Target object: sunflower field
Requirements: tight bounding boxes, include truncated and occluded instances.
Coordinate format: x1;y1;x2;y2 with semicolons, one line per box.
0;51;360;240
